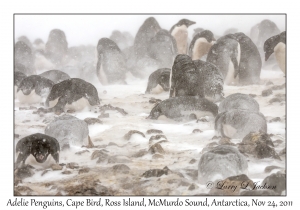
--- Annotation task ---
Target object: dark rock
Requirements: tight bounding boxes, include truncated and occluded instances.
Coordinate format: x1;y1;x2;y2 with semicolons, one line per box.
262;89;273;97
64;181;111;196
273;139;283;145
84;118;103;125
197;118;208;123
240;189;277;195
206;142;219;147
112;164;130;174
132;149;148;158
91;150;109;163
98;113;109;118
261;172;286;194
218;137;235;146
41;170;50;176
124;130;145;140
188;183;198;191
78;167;90;174
149;143;165;154
266;81;274;86
189;159;197;164
184;169;198;181
192;129;202;133
99;104;127;115
272;83;285;90
279;147;286;156
212;136;221;140
264;165;283;173
108;156;132;164
51;164;63;170
142;166;170;178
189;113;197;120
149;98;162;104
146;129;163;134
62;170;72;175
149;134;167;143
14;164;35;179
269;117;281;123
108;142;119;147
66;162;79;169
15;186;33;195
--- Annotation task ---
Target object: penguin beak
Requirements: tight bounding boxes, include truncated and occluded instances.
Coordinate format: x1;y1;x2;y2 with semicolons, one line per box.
188;21;196;27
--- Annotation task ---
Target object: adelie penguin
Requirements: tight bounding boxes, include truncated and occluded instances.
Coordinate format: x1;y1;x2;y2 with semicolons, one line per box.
170;19;196;54
264;31;286;74
96;38;127;85
147;29;178;69
16;75;54;104
189;30;216;61
145;68;170;94
206;35;241;85
46;78;100;113
15;133;60;168
14;41;36;75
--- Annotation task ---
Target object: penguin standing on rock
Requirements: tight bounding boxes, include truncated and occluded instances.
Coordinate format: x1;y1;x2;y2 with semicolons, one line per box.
96;38;127;85
264;31;286;74
189;30;216;60
170;19;196;54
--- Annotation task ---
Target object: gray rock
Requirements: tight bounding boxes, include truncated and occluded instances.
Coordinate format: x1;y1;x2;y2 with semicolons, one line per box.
261;172;286;194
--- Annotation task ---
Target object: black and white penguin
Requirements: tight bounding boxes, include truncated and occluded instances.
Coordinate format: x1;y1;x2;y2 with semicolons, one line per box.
206;35;240;85
45;78;100;112
134;17;161;60
145;68;170;94
16;75;54;104
169;54;204;98
15;133;60;166
147;96;218;120
147;29;178;68
39;70;70;84
218;93;260;113
215;109;267;139
230;32;262;85
170;19;196;54
96;38;127;85
18;36;33;50
264;31;286;74
14;41;36;75
189;30;216;60
45;115;89;149
193;60;224;102
45;29;68;67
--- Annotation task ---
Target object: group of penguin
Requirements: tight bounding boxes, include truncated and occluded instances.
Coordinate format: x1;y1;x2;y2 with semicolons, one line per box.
14;17;285;174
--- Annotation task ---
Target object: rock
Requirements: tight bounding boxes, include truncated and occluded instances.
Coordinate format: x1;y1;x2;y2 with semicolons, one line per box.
99;104;128;115
269;117;281;123
266;81;274;86
41;170;50;176
264;166;283;173
14;134;20;139
218;137;235;146
14;190;22;196
149;143;165;154
248;94;256;98
98;113;109;118
15;186;33;195
75;150;90;155
84;117;103;125
262;89;273;97
65;181;111;196
188;183;198;191
66;162;79;169
108;156;132;164
240;189;277;195
146;129;163;134
184;169;198;181
152;154;164;159
196;118;208;123
51;164;63;170
261;172;286;194
272;84;285;90
198;145;248;184
189;113;197;120
192;129;202;133
149;98;162;104
14;164;35;179
155;188;171;195
62;170;72;175
132;149;148;158
142;166;170;178
124;130;145;140
238;132;281;160
279;147;286;156
112;164;130;174
189;159;197;164
273;139;283;146
212;136;221;140
78;168;90;174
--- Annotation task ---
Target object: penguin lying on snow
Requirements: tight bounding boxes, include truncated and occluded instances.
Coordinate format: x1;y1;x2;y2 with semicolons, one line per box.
45;115;89;149
215;109;267;139
147;96;218;120
218;93;260;113
16;75;54;104
145;68;170;94
189;30;216;60
170;19;196;54
15;133;60;167
39;70;70;84
264;31;286;74
96;38;127;85
46;78;100;112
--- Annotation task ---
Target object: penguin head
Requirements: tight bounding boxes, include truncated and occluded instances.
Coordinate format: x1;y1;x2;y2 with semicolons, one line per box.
176;19;196;28
31;138;51;163
17;76;35;95
173;54;196;73
158;71;171;91
198;30;216;43
97;38;121;55
144;17;161;31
